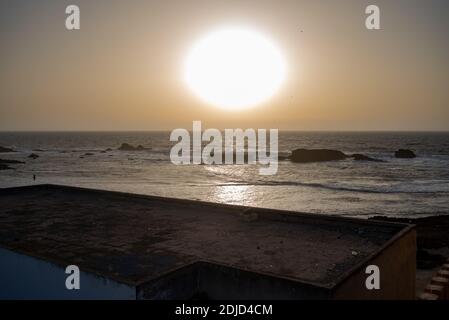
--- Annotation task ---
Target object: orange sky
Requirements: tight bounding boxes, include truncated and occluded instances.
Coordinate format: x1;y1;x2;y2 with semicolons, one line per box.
1;0;448;131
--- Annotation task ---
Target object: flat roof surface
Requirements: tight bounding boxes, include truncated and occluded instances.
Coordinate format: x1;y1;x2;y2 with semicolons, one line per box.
0;184;408;287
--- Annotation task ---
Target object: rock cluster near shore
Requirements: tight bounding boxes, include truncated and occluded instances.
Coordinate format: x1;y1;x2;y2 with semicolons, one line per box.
0;146;15;153
0;164;12;170
290;149;347;163
284;148;416;163
0;145;419;165
351;154;384;162
0;159;25;170
288;148;385;163
395;149;416;158
118;143;147;151
0;159;25;164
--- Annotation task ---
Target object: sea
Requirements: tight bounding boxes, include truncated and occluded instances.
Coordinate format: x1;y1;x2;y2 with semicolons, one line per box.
1;131;448;218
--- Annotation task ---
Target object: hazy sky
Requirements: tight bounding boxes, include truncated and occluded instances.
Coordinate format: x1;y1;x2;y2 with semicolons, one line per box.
1;0;448;131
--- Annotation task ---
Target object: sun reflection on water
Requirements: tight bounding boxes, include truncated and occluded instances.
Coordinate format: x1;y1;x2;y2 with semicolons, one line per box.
210;184;256;206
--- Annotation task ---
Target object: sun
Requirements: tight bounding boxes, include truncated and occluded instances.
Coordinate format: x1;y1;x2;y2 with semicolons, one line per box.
184;27;287;110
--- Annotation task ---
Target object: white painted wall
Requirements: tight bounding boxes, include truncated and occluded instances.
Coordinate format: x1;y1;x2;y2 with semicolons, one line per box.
0;247;136;299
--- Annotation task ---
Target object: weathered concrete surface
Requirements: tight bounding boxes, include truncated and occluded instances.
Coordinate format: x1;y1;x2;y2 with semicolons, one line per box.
0;184;415;299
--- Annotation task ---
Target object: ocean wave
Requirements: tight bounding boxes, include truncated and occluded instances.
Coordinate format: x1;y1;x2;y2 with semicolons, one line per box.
215;180;449;195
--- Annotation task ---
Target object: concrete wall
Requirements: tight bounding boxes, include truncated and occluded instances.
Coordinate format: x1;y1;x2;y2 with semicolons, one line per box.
332;228;416;300
0;247;136;299
138;229;416;300
138;261;331;300
197;262;329;300
137;262;201;300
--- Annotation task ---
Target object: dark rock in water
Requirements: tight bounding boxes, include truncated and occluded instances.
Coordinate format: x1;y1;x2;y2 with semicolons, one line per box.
118;143;147;151
0;159;24;170
278;153;291;161
118;143;134;151
395;149;416;158
0;146;15;153
28;153;39;159
84;152;94;156
290;149;347;163
351;154;384;162
0;159;25;164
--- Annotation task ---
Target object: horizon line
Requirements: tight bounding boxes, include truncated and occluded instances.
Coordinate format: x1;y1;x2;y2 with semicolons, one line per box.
1;130;448;133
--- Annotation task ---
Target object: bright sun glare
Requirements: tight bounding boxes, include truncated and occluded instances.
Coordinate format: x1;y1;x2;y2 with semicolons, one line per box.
184;27;287;110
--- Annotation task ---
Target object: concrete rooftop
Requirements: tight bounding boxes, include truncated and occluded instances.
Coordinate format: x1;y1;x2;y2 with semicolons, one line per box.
0;184;410;289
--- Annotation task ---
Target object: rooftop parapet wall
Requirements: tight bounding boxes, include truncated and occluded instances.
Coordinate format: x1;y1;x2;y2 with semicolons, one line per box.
0;184;415;299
